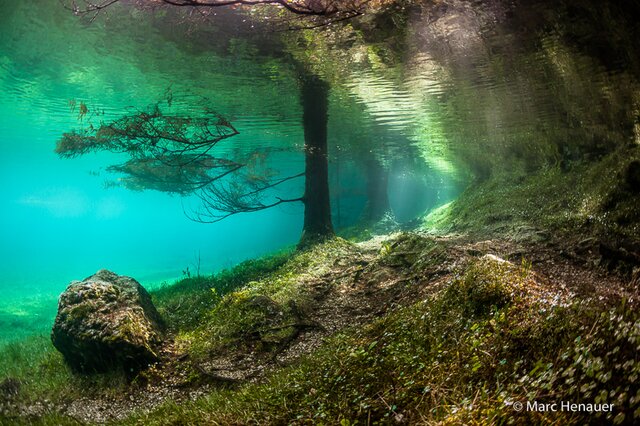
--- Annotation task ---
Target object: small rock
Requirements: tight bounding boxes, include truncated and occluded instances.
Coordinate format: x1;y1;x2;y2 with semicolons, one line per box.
51;269;165;373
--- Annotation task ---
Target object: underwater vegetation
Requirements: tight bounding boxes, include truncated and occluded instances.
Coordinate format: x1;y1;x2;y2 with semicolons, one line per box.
0;0;639;425
1;234;638;424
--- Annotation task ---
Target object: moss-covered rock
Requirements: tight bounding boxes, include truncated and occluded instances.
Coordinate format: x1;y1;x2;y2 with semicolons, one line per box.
51;270;165;373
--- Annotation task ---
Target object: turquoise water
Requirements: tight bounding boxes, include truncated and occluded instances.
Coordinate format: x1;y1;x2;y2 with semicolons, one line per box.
0;1;288;337
0;4;304;339
0;1;459;341
3;0;635;345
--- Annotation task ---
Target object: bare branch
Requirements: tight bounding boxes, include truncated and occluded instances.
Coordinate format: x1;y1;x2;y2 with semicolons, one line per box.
187;171;305;222
61;0;372;28
57;98;305;223
188;193;303;223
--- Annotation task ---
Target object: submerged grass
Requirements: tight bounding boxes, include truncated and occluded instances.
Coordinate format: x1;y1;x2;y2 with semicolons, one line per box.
179;238;356;361
0;249;294;419
0;334;130;422
0;297;58;345
2;167;638;424
2;235;637;425
0;238;359;423
119;256;639;425
423;148;640;246
151;249;293;332
0;335;68;398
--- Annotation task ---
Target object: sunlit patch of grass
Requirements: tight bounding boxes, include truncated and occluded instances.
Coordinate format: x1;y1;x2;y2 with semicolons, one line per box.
424;148;640;245
422;201;454;233
179;238;357;360
150;249;293;332
337;225;375;243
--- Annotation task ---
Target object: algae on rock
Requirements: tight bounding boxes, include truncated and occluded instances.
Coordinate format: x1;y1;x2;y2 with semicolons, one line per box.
51;270;165;373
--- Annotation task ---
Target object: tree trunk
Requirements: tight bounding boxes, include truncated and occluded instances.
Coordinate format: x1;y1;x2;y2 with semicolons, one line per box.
298;74;334;247
361;156;391;223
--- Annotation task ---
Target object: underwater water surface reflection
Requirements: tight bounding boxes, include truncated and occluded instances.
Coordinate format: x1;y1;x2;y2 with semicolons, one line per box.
0;1;456;343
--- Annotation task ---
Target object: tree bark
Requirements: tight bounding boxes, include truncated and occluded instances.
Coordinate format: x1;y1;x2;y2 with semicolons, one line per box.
298;74;334;247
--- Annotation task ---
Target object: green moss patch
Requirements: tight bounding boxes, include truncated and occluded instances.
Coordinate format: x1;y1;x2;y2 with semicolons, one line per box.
424;149;640;243
118;256;638;425
150;250;293;332
179;238;357;361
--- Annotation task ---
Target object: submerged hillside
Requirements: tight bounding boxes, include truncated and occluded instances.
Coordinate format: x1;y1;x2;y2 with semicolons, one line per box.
0;0;639;424
1;220;638;424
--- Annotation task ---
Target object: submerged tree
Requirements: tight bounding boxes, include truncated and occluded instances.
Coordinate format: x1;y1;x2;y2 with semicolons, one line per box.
58;0;393;244
56;92;333;245
182;74;334;246
299;74;334;242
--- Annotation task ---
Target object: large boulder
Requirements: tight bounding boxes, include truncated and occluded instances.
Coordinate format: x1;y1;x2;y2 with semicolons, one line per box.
51;269;165;373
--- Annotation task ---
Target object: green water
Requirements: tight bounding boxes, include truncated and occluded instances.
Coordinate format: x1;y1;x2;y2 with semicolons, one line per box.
0;1;304;341
0;0;638;344
0;1;456;342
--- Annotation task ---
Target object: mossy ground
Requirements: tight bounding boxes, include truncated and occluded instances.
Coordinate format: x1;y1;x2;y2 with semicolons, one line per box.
423;148;640;247
118;255;638;425
179;239;355;357
1;149;639;424
151;250;293;332
2;231;637;425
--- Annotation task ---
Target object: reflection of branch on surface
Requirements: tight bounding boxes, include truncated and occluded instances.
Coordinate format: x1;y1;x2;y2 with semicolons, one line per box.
107;156;244;194
62;0;371;28
56;102;246;195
